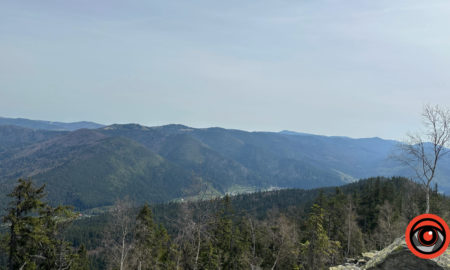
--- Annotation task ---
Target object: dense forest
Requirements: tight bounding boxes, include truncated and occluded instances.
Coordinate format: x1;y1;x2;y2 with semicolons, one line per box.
1;176;448;269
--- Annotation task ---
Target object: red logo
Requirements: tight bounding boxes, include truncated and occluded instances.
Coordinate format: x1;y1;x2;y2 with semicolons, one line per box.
405;214;450;259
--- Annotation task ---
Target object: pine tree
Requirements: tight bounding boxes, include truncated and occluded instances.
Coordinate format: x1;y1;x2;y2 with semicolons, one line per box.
0;233;9;269
71;244;90;270
204;195;234;269
4;179;46;269
3;179;77;270
198;195;250;269
154;225;176;270
132;204;175;270
302;204;340;270
133;204;157;269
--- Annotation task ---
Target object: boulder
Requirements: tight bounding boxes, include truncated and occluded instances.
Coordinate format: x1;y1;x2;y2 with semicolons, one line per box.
362;251;378;261
330;237;450;270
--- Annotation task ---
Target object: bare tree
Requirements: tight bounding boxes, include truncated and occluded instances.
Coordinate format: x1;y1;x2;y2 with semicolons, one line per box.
264;215;297;270
372;200;407;250
172;182;212;270
247;217;262;270
104;197;135;270
398;104;450;213
345;198;354;257
172;202;195;270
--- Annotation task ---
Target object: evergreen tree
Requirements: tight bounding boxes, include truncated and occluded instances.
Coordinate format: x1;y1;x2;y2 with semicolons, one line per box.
0;233;8;269
71;244;90;270
132;204;175;270
198;195;249;269
4;179;46;269
133;204;157;269
211;199;233;268
3;178;77;270
154;225;176;269
302;204;340;270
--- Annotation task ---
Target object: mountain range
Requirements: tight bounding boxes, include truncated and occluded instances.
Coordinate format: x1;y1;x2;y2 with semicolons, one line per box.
1;116;449;210
0;116;104;131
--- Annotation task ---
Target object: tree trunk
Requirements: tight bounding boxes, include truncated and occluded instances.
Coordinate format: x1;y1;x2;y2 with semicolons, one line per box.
9;195;22;270
426;185;430;214
249;218;256;261
271;247;282;270
347;207;351;257
19;262;27;270
194;227;201;270
271;256;279;270
120;233;126;270
8;221;15;270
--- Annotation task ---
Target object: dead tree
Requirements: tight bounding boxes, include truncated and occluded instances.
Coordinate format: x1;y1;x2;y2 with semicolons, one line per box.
172;182;212;270
104;198;135;270
398;104;450;213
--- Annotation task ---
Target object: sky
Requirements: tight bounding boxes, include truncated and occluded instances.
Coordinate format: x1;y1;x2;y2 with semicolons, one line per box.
1;0;450;140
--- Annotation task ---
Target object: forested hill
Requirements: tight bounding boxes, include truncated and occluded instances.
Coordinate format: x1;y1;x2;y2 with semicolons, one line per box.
61;177;450;269
2;119;450;210
151;176;445;231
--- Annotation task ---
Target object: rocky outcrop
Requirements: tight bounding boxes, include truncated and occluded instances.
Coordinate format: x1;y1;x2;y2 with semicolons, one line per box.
330;237;450;270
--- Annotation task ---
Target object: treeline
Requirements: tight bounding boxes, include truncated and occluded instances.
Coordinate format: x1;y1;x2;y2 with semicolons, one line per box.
1;177;449;269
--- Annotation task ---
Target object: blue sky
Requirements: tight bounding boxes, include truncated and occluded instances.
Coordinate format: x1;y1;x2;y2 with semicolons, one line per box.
1;0;450;139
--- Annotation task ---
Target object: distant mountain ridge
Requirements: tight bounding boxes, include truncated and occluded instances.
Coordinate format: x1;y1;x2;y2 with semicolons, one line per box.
0;116;104;131
2;118;450;210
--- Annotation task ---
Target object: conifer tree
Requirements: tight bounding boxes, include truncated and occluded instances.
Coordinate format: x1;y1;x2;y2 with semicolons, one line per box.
71;244;90;270
302;204;340;270
133;204;157;269
3;179;77;270
132;204;175;270
4;179;47;269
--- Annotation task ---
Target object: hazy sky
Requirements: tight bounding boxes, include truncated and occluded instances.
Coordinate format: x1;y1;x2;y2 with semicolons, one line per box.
2;0;450;139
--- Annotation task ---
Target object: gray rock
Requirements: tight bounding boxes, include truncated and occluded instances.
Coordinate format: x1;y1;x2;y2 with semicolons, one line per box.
362;251;378;261
364;236;449;270
330;237;450;270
